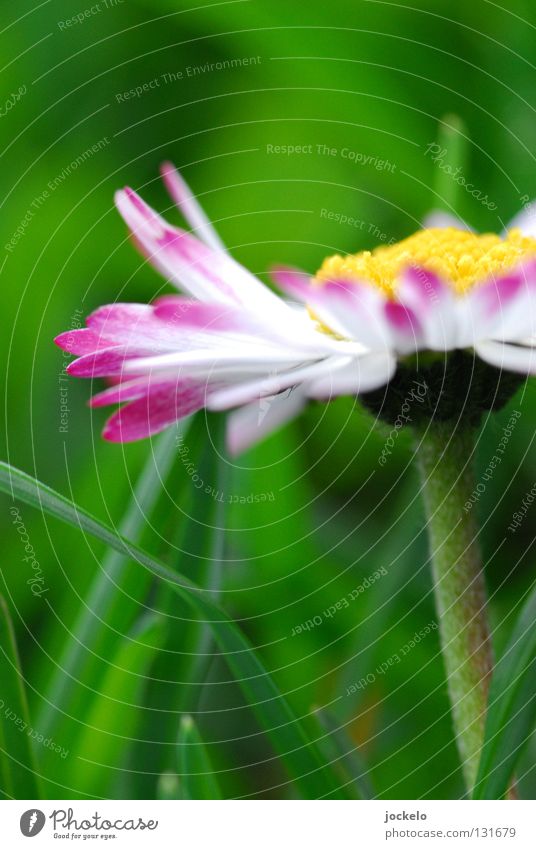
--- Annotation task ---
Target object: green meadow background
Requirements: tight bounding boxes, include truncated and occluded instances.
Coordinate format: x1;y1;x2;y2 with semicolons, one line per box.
1;0;536;799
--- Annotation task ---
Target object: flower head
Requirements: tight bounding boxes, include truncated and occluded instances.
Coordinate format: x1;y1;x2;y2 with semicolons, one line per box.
55;164;536;452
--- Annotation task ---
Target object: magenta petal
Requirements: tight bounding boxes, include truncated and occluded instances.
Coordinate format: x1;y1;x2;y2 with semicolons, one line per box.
152;296;248;331
54;328;112;355
89;376;179;408
160;161;225;251
66;346;146;377
102;383;206;442
473;269;525;317
384;302;423;335
270;265;312;301
401;266;449;309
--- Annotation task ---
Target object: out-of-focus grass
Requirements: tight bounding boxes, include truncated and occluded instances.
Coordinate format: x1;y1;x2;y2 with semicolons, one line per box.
1;0;536;799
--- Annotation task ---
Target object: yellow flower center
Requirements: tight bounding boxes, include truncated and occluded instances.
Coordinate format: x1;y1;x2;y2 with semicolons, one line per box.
315;227;536;296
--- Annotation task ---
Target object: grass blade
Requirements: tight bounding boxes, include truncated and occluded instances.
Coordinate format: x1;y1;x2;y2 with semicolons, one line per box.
473;581;536;799
131;415;229;795
0;460;346;799
37;424;187;746
69;613;164;798
0;595;42;799
176;715;222;799
313;707;372;799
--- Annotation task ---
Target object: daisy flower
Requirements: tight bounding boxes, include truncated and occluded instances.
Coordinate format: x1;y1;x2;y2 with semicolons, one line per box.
55;163;536;453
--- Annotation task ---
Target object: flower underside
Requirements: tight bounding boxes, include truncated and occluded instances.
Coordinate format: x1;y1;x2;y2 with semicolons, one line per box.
316;227;536;295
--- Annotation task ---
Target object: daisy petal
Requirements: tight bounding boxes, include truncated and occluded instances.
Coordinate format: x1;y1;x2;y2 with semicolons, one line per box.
306;351;396;398
115;187;295;324
422;210;471;230
474;340;536;374
226;389;307;455
102;382;205;442
160;161;225;251
270;265;312;301
55;328;112;355
506;203;536;238
306;280;389;349
206;357;346;411
465;262;536;343
384;302;424;354
397;267;458;349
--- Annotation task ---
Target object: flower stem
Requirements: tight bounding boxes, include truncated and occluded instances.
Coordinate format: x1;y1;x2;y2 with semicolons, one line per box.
414;421;493;793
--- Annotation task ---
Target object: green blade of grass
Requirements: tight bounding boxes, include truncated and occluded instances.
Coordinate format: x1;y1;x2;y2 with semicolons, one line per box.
131;415;229;796
473;581;536;799
157;772;180;800
176;715;222;799
36;423;188;747
313;707;372;799
0;460;346;799
0;595;42;799
69;613;164;798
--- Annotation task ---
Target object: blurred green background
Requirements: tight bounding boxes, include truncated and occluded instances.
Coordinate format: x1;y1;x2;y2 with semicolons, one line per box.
1;0;536;799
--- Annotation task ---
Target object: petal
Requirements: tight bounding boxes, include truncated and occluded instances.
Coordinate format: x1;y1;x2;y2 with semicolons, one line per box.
226;389;307;455
270;265;312;301
306;352;397;398
89;375;182;407
67;346;141;377
384;302;424;354
54;328;112;355
305;279;389;350
422;210;471;231
160;161;225;251
474;340;536;375
506;203;536;238
206;357;347;411
464;261;536;343
115;187;296;324
102;382;206;442
121;346;317;378
397;267;458;350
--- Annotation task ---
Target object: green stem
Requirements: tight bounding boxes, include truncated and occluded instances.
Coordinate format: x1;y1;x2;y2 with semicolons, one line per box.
415;421;493;792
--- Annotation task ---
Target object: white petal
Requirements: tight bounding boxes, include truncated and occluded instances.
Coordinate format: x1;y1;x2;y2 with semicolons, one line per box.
397;268;459;350
207;357;350;410
115;188;300;329
306;352;397;398
226;389;307;455
506;203;536;238
461;263;536;345
306;280;391;349
160;161;225;251
422;210;471;231
122;346;314;376
474;340;536;374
